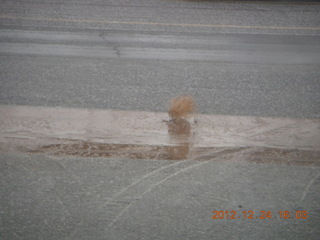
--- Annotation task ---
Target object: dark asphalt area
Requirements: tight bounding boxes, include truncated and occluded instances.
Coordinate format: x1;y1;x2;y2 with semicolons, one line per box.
0;0;320;239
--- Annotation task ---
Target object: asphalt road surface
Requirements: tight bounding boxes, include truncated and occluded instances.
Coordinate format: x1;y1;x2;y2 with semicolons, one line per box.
1;1;320;240
0;0;320;118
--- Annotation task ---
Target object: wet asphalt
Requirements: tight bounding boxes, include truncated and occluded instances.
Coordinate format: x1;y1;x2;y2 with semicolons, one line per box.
1;0;320;239
0;1;320;118
1;152;320;240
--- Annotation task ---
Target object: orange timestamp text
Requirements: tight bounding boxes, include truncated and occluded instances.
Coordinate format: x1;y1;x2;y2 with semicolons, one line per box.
212;210;309;220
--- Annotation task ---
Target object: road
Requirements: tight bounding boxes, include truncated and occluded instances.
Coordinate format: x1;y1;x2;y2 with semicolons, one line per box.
1;1;320;240
0;0;320;118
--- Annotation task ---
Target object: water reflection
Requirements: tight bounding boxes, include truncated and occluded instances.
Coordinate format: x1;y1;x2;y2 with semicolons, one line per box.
166;118;192;160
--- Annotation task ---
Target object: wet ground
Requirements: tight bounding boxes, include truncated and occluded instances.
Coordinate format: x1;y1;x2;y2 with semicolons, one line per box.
1;105;319;163
1;106;320;240
1;1;320;239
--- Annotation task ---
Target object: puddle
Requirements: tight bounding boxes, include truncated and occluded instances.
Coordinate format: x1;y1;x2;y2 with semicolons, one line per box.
26;142;196;160
167;118;193;160
1;141;315;166
0;105;319;164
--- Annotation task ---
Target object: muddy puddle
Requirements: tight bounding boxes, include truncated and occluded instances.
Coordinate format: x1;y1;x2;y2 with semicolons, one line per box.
27;142;192;160
0;105;319;165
